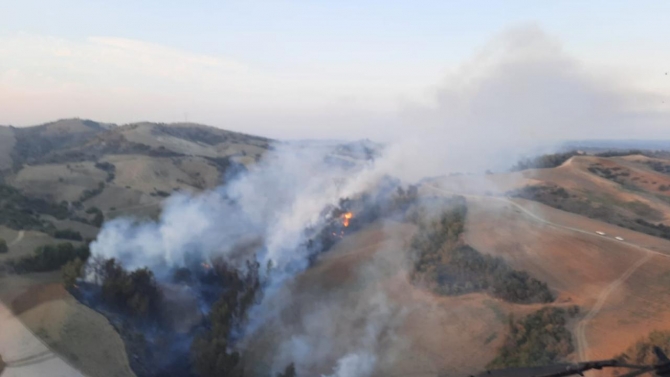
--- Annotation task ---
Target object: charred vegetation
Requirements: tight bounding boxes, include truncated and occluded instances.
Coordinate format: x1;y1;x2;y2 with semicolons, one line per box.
67;256;264;377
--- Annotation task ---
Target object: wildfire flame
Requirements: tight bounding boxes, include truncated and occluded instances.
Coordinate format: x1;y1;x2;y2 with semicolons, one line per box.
201;262;212;270
341;212;353;227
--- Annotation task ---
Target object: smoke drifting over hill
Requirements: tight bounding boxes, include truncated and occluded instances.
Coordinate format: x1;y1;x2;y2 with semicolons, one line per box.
85;26;670;377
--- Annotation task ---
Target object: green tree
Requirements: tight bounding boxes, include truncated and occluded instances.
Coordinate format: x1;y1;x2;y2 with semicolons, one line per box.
62;257;85;288
98;259;162;319
191;260;261;377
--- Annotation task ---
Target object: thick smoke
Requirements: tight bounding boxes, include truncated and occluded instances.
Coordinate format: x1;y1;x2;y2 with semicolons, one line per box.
88;25;670;377
324;353;377;377
92;143;382;274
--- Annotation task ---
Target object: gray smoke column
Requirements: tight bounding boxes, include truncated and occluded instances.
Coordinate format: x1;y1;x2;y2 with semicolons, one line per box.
89;142;390;276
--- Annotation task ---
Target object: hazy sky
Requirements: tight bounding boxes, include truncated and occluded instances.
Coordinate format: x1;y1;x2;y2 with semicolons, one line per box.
1;1;670;140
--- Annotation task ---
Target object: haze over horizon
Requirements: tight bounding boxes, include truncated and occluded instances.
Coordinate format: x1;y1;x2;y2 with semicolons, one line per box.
2;1;670;142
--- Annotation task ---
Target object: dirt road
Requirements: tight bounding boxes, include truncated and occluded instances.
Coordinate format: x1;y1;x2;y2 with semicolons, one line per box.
0;301;85;377
573;252;653;361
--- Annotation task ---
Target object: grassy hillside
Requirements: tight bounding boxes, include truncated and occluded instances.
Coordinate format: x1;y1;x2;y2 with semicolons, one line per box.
4;122;670;377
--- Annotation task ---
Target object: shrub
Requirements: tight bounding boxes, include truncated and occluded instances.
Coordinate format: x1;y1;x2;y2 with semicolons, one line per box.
0;184;68;231
488;308;573;369
619;330;670;365
54;229;83;241
62;257;85;288
278;363;297;377
86;207;104;227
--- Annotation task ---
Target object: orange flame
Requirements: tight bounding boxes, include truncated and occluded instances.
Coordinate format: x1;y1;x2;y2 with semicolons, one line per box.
201;262;212;270
341;212;353;227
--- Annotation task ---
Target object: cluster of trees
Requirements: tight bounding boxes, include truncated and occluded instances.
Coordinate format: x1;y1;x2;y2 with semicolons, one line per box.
411;198;553;304
646;160;670;175
94;161;116;182
510;185;571;202
587;165;630;182
12;242;90;273
75;255;267;377
510;185;670;242
511;151;581;172
509;184;598;215
618;330;670;365
87;258;163;320
0;184;68;231
487;307;577;369
190;260;261;377
77;181;105;204
54;229;83;241
594;149;646;158
635;219;670;241
86;207;104;227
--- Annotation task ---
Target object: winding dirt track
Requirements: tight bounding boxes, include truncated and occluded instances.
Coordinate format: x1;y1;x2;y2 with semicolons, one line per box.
574;252;653;361
424;183;664;362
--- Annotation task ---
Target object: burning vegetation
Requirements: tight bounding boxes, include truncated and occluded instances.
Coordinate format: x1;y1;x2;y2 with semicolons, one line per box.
341;211;353;227
59;177;422;377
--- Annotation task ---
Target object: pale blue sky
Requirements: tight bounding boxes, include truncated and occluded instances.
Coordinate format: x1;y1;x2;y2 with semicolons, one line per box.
1;1;669;140
4;1;670;66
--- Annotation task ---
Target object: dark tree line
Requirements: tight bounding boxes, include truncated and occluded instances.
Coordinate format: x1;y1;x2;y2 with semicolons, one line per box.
190;260;261;377
90;258;163;320
0;184;68;231
54;229;83;241
69;255;267;377
12;242;90;273
511;151;582;172
410;197;554;304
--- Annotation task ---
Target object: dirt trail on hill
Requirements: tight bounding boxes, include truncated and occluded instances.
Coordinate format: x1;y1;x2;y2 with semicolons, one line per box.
8;231;24;247
424;183;663;362
574;251;653;361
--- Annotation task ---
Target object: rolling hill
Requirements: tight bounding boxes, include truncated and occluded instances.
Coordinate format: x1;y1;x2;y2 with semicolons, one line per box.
2;121;670;377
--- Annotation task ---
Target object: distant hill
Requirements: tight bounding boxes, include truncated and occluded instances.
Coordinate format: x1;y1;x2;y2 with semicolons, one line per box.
0;118;381;236
0;119;275;228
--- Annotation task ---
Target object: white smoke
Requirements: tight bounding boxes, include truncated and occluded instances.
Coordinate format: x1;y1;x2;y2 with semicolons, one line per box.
323;353;377;377
90;143;386;275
